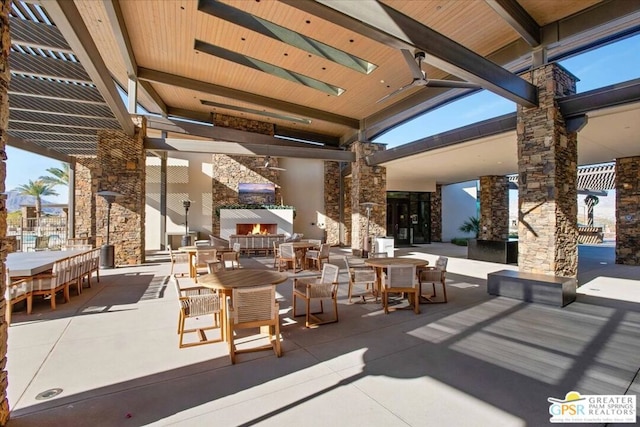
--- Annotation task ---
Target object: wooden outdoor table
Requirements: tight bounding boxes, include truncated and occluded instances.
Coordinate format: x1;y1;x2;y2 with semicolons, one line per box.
364;257;429;299
7;249;87;278
197;269;288;341
179;245;234;278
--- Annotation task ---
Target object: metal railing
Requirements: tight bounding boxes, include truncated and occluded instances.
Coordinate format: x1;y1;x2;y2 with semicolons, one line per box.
7;216;68;252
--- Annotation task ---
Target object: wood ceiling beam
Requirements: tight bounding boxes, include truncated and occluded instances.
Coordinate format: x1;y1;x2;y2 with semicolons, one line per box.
138;67;360;129
146;115;340;150
102;0;166;116
485;0;541;47
283;0;538;108
36;0;135;135
145;137;354;162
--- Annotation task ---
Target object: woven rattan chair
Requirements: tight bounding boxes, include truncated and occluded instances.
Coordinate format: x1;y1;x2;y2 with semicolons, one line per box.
226;285;281;364
383;264;419;314
343;256;377;303
277;243;298;272
30;257;71;310
5;269;32;325
305;243;330;271
417;256;448;303
221;243;242;270
168;245;189;277
173;275;221;348
192;248;218;281
292;263;340;327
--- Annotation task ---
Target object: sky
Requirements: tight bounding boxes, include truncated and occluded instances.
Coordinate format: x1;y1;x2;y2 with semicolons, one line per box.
5;33;640;205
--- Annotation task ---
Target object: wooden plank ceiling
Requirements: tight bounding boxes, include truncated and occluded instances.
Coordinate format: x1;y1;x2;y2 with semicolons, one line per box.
7;0;628;158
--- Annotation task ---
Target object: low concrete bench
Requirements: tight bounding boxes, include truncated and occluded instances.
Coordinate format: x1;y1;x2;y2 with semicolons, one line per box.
487;269;576;307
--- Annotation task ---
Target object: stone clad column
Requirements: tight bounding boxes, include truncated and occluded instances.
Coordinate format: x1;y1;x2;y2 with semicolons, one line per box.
479;176;509;240
324;161;341;246
95;117;146;265
430;184;442;242
517;64;578;276
615;156;640;265
350;141;386;255
0;0;10;422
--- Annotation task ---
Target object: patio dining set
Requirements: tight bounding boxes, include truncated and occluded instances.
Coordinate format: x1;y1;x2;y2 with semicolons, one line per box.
170;240;450;364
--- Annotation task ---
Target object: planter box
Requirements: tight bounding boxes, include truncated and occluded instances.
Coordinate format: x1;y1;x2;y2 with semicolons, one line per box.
488;269;576;307
468;239;518;264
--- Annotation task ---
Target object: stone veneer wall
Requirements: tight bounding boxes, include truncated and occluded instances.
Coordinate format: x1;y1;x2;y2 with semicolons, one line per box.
0;0;9;422
479;176;509;240
350;142;386;254
517;64;578;277
214;113;274;135
615;156;640;265
430;184;442;242
211;155;281;237
343;176;352;246
324;161;341;246
95;118;146;265
74;156;100;241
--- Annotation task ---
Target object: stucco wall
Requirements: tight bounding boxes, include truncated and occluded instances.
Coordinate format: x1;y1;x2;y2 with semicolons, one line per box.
442;180;478;242
280;158;325;240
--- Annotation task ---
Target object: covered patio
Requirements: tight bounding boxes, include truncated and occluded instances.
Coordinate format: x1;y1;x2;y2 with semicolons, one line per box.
6;244;640;426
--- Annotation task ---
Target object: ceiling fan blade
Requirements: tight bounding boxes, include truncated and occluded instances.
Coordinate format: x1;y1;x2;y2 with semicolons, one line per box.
426;79;481;89
400;49;424;80
376;81;418;103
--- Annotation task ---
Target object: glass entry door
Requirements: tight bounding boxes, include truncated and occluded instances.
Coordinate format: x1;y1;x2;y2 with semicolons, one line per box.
387;199;411;246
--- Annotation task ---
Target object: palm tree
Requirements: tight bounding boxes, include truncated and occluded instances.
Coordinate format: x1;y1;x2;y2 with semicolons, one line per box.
39;162;69;187
16;179;58;233
459;216;480;238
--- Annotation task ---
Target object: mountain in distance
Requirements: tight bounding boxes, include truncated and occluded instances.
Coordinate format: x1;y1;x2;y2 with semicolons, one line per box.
5;190;64;214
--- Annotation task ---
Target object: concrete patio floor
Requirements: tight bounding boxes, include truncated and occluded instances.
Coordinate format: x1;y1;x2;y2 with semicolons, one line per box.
5;243;640;426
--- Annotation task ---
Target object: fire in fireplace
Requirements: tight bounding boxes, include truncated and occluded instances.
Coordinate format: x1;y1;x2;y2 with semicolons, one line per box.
236;223;278;235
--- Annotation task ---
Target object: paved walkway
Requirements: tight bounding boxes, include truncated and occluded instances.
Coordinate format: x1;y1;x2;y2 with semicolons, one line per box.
5;243;640;426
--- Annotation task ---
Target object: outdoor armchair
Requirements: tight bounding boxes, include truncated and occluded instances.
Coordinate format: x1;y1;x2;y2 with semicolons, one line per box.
5;269;32;325
173;275;222;348
343;256;377;303
292;263;340;328
417;256;448;303
383;264;419;314
305;243;330;271
226;285;282;364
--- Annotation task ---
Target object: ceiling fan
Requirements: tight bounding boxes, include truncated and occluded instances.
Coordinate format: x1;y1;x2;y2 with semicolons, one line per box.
376;49;480;103
257;156;286;171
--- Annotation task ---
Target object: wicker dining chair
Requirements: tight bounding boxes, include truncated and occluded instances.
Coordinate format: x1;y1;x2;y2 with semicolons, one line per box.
382;264;420;314
226;285;281;364
292;263;340;327
192;248;218;281
305;243;330;271
343;256;377;303
417;256;448;303
168;245;189;277
173;275;222;348
277;243;298;272
5;269;32;325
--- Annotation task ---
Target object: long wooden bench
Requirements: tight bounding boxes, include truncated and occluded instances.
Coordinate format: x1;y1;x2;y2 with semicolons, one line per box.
487;269;576;307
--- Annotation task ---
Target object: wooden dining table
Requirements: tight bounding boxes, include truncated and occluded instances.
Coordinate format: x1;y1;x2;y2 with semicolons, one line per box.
178;245;235;278
7;249;88;278
197;269;288;341
364;257;429;299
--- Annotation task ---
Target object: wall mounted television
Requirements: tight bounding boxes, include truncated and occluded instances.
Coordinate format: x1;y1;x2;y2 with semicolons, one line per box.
238;182;276;204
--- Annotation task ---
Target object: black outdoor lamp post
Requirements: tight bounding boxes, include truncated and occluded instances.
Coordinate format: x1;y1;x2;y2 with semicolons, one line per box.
181;200;192;247
97;190;123;269
360;202;377;258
